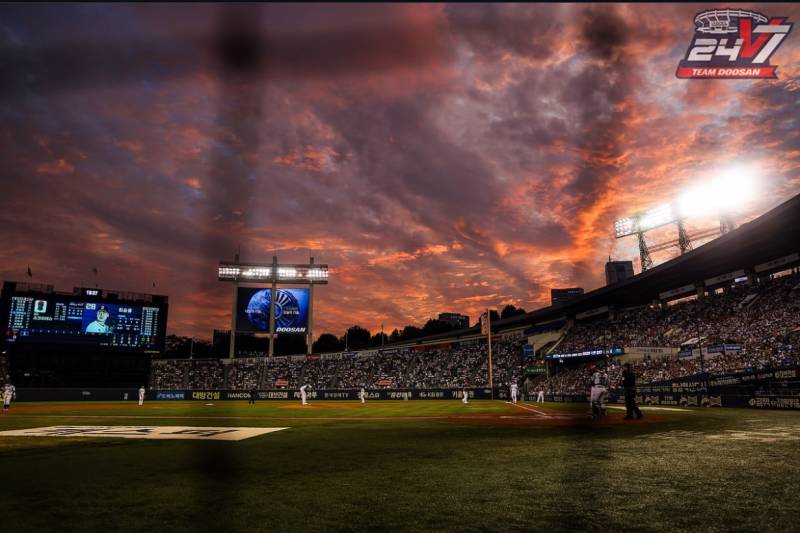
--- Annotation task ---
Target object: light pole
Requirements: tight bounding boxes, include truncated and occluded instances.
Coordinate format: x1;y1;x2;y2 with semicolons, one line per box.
696;319;707;392
482;309;494;399
217;256;328;357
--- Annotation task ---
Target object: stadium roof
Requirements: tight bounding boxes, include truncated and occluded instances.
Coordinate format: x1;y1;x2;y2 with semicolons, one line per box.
393;192;800;346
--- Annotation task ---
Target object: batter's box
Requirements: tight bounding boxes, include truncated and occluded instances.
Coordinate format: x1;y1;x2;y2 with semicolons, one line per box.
0;425;288;441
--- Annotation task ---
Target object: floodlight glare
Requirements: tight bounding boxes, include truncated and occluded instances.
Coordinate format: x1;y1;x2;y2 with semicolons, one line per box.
676;185;707;218
677;164;759;218
614;217;635;238
278;267;298;280
218;262;327;284
639;204;674;232
614;204;675;238
716;165;758;210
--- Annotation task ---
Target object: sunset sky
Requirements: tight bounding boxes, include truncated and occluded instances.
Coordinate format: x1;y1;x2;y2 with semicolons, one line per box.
1;3;799;339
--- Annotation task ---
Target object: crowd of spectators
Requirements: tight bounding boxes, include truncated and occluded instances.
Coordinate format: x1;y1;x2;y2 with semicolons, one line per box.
536;357;699;396
540;272;800;394
0;356;8;386
302;357;343;388
225;360;261;390
263;358;303;388
536;339;799;396
185;360;224;390
555;274;799;355
150;273;798;393
337;356;374;389
151;359;186;389
151;340;525;390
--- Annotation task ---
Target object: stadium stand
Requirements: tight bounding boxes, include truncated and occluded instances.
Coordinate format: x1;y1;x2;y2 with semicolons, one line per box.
144;194;800;399
225;359;262;390
151;339;526;390
186;359;224;390
0;356;8;386
541;272;800;393
152;359;186;389
150;271;798;395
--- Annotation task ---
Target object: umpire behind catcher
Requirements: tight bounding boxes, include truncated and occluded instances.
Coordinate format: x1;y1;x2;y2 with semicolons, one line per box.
622;363;643;420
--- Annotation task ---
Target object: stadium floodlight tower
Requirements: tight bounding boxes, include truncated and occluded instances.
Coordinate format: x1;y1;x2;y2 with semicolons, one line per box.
614;204;679;272
218;255;328;357
614;168;758;271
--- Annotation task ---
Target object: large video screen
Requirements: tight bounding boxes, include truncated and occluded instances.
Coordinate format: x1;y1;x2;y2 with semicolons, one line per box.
237;287;309;334
5;294;163;350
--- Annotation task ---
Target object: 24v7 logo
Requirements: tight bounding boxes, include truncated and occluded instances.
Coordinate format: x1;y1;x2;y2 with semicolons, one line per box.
677;9;792;79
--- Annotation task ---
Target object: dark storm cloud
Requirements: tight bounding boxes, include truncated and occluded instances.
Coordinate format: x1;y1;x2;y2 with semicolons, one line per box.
451;4;640;268
445;3;565;61
320;96;499;219
580;7;628;61
0;3;453;99
561;7;635;200
302;78;571;294
488;114;570;150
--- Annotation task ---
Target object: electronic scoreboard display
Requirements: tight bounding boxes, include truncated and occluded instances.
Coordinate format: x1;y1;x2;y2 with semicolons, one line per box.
2;284;167;351
237;287;309;334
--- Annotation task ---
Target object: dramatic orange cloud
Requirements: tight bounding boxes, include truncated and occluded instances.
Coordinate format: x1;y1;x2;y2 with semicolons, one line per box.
1;3;799;340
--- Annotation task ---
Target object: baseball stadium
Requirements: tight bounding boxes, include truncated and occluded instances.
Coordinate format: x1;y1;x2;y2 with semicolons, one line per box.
1;3;799;533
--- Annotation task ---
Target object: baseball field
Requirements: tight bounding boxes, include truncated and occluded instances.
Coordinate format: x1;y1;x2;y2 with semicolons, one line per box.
1;400;798;532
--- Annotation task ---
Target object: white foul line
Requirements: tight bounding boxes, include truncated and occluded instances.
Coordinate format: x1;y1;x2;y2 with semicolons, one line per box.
504;401;550;417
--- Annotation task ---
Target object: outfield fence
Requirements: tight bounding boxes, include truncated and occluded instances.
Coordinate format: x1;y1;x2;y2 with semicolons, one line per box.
546;391;800;410
11;365;800;410
545;366;800;409
14;387;512;402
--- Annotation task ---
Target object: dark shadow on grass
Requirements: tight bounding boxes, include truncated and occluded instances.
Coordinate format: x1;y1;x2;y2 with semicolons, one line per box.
187;442;242;532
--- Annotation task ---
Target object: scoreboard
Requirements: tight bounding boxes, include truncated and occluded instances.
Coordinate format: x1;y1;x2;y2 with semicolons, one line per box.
236;287;309;334
1;282;168;352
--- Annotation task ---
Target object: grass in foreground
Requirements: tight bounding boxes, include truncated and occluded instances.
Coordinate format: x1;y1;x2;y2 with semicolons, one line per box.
0;400;798;532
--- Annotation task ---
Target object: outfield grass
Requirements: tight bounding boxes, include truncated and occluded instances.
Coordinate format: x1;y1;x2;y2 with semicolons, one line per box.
1;400;798;532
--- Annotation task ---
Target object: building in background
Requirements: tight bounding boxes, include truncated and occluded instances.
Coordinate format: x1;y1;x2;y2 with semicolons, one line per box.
550;287;584;305
605;260;635;285
438;313;469;329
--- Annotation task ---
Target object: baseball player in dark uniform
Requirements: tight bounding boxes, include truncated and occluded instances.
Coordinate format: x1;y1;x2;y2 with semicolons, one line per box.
622;363;643;420
249;386;257;405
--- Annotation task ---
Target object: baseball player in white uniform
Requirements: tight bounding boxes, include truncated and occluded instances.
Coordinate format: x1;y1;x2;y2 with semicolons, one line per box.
536;388;545;403
3;383;15;413
138;386;145;406
510;383;518;404
300;384;309;405
462;388;469;404
590;375;608;420
359;387;366;404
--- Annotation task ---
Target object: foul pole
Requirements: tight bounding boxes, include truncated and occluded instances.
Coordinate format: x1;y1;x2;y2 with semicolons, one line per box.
483;309;494;399
268;256;278;357
306;257;315;354
228;253;239;358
